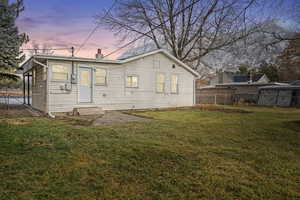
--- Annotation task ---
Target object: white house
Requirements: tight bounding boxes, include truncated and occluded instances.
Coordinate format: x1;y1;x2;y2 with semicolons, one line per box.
19;49;198;115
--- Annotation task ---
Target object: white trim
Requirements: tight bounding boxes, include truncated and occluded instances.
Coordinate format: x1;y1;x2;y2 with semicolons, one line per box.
126;74;139;88
122;49;199;77
170;74;179;94
156;72;166;93
33;59;47;68
94;67;108;86
78;66;94;103
50;63;71;82
20;49;199;77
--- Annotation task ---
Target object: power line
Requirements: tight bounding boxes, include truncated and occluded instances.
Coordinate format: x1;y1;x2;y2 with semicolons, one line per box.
1;47;71;50
21;48;70;51
103;0;202;58
75;0;118;55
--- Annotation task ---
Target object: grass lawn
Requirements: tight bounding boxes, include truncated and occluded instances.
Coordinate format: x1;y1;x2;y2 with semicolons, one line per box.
0;106;299;200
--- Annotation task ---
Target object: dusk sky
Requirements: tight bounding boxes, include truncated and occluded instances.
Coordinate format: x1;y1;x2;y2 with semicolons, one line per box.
16;0;298;60
17;0;119;59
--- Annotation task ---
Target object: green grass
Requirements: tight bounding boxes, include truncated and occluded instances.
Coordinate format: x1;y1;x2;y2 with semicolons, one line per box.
0;106;300;200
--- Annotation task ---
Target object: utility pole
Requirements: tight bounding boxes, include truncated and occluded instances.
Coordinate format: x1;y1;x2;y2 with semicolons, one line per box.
71;47;74;57
71;47;75;83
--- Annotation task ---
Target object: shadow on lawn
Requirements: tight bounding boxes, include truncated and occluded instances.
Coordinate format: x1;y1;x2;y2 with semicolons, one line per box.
283;120;300;132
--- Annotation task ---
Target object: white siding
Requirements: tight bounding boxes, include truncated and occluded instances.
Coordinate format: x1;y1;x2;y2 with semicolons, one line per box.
47;52;195;113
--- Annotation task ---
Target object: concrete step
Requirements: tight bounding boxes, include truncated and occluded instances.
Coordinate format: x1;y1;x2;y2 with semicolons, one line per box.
73;107;105;116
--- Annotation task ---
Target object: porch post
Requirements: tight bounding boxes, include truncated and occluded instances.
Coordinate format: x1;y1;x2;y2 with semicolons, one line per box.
27;73;30;105
23;73;26;104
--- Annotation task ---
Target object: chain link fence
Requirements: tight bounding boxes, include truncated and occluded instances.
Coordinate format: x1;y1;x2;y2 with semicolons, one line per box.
0;88;29;106
196;92;300;107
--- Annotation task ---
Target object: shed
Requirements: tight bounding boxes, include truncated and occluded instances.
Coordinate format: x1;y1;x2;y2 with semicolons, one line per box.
258;81;300;107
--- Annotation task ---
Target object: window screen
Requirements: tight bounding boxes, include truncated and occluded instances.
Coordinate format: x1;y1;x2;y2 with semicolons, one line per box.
95;68;107;85
126;75;138;88
52;65;68;81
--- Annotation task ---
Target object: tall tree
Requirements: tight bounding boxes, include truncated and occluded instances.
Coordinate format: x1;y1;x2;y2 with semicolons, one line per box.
99;0;263;72
277;33;300;81
258;62;279;82
0;0;28;80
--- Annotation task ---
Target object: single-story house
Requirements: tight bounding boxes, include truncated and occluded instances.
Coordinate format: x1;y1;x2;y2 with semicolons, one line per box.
19;49;199;115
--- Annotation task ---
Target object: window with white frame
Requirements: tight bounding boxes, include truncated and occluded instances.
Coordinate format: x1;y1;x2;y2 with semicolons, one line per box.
95;68;107;85
156;73;165;93
52;65;69;81
126;75;138;88
171;74;178;93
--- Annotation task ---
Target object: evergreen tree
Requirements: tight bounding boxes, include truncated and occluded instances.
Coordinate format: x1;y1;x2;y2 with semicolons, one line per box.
258;61;279;82
0;0;28;81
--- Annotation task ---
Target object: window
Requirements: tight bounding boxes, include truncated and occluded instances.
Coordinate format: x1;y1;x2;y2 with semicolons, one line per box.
171;74;178;94
52;65;69;81
126;75;138;88
156;73;165;93
95;68;107;85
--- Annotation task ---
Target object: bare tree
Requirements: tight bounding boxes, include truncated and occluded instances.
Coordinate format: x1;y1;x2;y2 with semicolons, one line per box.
98;0;263;71
255;0;300;43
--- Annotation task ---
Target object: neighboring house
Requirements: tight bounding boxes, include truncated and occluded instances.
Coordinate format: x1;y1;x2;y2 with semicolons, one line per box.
195;79;209;89
210;71;235;85
19;49;198;115
209;70;270;85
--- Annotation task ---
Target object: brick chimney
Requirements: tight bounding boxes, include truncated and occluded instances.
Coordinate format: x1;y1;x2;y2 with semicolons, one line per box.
95;49;104;59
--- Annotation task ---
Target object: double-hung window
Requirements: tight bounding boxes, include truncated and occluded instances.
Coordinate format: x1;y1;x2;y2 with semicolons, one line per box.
52;65;69;81
171;74;179;94
126;75;138;88
95;68;107;85
156;73;165;93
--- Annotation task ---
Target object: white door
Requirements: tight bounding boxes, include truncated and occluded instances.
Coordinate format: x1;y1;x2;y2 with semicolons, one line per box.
79;67;92;103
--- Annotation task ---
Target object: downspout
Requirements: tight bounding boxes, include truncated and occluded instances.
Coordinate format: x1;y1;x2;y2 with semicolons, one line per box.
48;112;55;118
193;78;196;105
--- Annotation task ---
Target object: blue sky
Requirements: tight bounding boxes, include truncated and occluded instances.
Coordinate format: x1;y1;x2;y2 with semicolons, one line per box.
17;0;118;58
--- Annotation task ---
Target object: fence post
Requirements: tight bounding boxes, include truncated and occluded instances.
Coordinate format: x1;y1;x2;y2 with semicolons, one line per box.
23;74;26;104
214;94;217;105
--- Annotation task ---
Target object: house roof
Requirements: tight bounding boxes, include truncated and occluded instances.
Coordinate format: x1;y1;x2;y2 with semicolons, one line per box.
259;85;300;90
19;49;199;77
291;80;300;85
216;82;287;87
233;74;249;82
197;85;236;90
259;80;300;90
232;73;266;83
253;74;266;82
